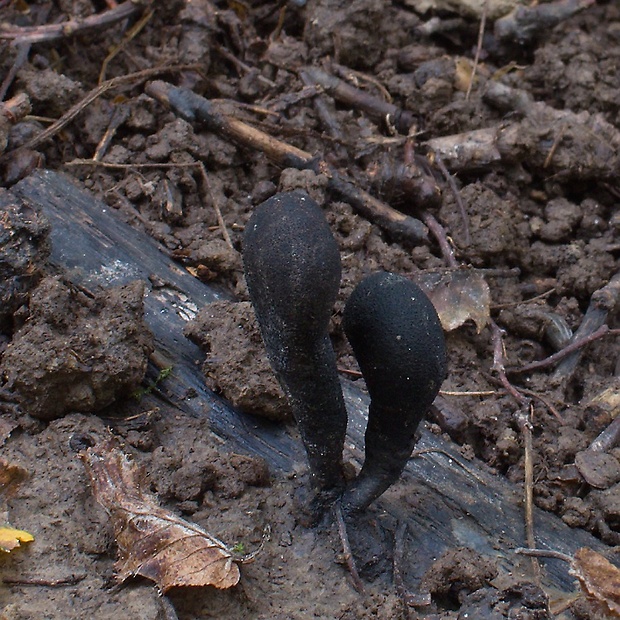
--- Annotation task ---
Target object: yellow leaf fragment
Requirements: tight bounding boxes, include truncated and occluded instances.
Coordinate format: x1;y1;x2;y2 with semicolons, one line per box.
0;525;34;552
81;438;241;593
571;547;620;618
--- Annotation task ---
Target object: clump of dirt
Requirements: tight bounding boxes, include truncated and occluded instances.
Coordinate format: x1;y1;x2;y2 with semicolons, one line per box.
185;299;290;422
421;547;498;607
457;582;552;619
1;277;153;420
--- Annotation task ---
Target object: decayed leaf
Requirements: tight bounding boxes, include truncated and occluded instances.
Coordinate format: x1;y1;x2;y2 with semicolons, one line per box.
415;269;491;333
81;438;240;592
571;547;620;617
0;523;34;552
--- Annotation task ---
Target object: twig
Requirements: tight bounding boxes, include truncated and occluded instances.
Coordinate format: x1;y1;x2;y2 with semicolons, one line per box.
588;416;620;453
214;45;277;89
1;64;200;159
515;547;572;563
553;272;620;380
494;0;595;45
465;0;487;101
299;69;343;140
0;93;31;123
145;80;428;244
0;42;30;101
491;288;555;310
338;366;363;378
197;164;234;250
333;501;366;595
422;212;458;268
440;389;497;396
510;325;615;374
490;320;529;405
2;574;86;586
99;8;154;84
93;103;130;161
518;388;563;422
432;153;471;246
332;63;393;106
515;405;541;579
543;123;567;169
301;66;416;135
66;159;200;170
0;1;146;45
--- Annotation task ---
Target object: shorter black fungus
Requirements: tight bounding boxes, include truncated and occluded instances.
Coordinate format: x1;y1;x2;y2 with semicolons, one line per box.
341;271;447;513
243;190;348;512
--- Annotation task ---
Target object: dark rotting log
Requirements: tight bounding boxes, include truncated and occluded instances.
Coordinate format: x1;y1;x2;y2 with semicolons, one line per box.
8;169;610;591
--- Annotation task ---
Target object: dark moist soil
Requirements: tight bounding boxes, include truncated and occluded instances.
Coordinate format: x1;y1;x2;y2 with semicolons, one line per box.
0;0;619;618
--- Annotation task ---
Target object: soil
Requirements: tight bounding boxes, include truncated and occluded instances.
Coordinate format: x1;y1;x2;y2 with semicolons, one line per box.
0;0;619;619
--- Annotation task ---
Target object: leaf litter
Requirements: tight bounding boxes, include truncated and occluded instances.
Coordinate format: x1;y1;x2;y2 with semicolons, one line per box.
80;436;256;593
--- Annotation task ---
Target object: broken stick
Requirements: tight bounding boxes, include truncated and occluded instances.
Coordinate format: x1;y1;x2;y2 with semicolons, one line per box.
144;80;428;244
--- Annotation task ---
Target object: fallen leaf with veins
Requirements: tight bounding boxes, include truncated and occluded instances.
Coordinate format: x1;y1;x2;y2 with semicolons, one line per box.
81;438;242;592
571;547;620;617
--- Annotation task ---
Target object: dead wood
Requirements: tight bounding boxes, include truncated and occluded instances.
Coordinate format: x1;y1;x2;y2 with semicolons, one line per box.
494;0;595;45
7;169;612;594
425;82;620;182
300;66;416;135
144;80;428;245
0;1;146;46
553;272;620;381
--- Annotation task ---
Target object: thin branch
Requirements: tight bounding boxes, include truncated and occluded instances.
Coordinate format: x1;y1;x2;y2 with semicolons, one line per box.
515;547;572;563
1;64;200;158
99;8;154;84
197;164;234;251
515;405;541;580
588;415;620;452
422;212;458;268
465;0;487;101
432;153;471;246
0;1;146;45
301;66;416;135
490;320;529;405
510;325;614;374
145;80;428;244
333;501;366;595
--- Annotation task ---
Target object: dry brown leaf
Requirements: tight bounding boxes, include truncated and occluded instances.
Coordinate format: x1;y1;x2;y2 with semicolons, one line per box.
415;269;490;333
571;547;620;617
81;438;241;592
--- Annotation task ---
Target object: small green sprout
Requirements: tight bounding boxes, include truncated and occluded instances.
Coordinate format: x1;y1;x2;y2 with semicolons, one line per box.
132;366;173;401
